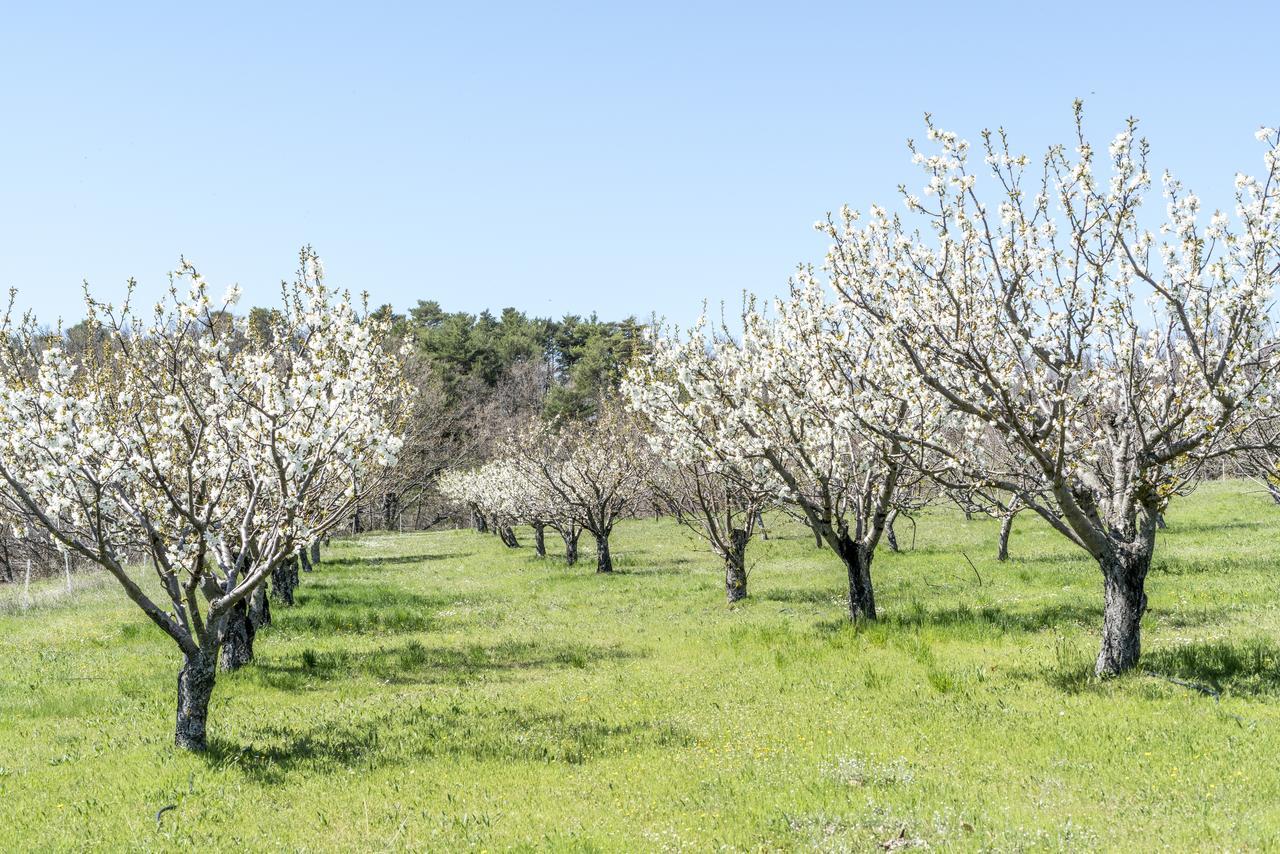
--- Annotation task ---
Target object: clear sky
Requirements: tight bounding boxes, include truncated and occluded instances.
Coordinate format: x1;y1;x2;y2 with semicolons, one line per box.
0;1;1275;326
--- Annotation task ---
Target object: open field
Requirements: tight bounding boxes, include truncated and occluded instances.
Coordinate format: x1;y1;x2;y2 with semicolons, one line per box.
3;480;1280;851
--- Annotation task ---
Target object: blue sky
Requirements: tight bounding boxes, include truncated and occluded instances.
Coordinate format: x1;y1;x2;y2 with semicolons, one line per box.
0;1;1274;326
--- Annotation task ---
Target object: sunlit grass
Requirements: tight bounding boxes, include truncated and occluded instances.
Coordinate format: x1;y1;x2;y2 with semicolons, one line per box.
2;480;1280;849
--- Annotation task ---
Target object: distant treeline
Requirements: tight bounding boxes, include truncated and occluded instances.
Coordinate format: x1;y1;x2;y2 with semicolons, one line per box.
392;300;647;422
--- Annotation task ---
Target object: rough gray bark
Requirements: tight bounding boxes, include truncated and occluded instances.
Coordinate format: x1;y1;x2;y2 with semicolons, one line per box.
755;509;768;541
997;512;1015;561
176;650;217;751
885;511;899;553
835;535;876;620
310;540;321;566
472;506;489;533
271;559;297;606
532;522;546;558
724;527;748;603
299;549;312;573
1268;482;1280;505
219;599;256;671
595;531;613;573
562;528;580;565
498;526;520;548
1095;545;1151;676
249;585;271;630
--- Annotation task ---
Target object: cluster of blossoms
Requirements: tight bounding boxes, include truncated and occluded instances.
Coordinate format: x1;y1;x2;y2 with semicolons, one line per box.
625;280;948;618
627;108;1280;676
824;110;1280;518
0;248;411;748
439;407;652;572
823;107;1280;673
437;457;545;546
622;328;780;601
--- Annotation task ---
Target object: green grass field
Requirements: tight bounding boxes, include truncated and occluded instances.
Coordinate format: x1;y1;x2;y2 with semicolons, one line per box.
3;480;1280;851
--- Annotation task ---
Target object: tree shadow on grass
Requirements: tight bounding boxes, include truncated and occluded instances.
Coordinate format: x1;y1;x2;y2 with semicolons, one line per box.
760;588;842;606
775;594;1229;644
996;552;1096;567
606;552;699;573
1150;555;1267;576
887;601;1104;634
1160;518;1268;535
315;552;468;570
885;599;1228;636
803;602;1108;643
244;637;640;692
265;585;497;636
1143;637;1280;697
1012;632;1269;697
755;533;824;543
206;702;691;783
614;564;694;576
293;583;459;610
549;563;690;579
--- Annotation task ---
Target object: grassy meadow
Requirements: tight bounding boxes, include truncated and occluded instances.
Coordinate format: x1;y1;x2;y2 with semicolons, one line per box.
3;480;1280;850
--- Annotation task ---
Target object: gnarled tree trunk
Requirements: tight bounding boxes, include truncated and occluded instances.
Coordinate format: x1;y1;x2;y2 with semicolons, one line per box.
310;540;321;566
220;576;273;672
562;528;580;566
595;531;613;573
249;584;271;630
885;510;899;553
724;527;748;603
997;513;1015;561
271;559;297;606
219;599;256;672
176;649;218;751
835;535;876;621
498;526;520;548
1095;543;1152;676
532;522;546;558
